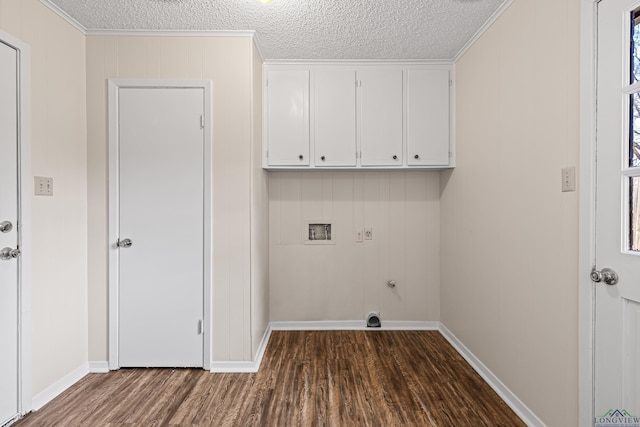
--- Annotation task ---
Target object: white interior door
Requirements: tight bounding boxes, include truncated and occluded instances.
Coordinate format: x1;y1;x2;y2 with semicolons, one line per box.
595;0;640;421
117;86;205;367
0;40;19;425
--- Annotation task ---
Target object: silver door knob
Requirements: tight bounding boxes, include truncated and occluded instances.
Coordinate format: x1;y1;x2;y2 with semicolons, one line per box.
117;238;133;248
591;267;619;286
0;221;13;233
0;247;21;260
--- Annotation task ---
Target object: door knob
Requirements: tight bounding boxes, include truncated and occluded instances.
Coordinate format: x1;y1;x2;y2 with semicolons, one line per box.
0;221;13;233
117;238;133;248
0;247;21;260
591;267;619;286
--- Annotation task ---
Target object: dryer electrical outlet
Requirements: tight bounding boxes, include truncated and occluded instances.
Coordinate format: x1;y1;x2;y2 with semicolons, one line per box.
364;227;373;240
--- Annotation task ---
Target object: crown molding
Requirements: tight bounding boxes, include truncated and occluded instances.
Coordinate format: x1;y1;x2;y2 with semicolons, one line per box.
252;33;266;61
453;0;515;63
85;29;257;38
39;0;87;34
263;59;454;66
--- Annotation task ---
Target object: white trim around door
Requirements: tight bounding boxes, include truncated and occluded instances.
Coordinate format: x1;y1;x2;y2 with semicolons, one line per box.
108;79;212;371
0;29;33;418
579;0;597;425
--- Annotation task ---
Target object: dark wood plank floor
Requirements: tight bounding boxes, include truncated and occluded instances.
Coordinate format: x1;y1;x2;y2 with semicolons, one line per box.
14;331;525;426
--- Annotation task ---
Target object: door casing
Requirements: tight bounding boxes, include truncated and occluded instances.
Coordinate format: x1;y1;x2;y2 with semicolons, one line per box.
107;79;212;371
0;29;32;417
579;0;600;425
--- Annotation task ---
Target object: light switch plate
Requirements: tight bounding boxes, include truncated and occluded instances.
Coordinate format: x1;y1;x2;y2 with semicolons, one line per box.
562;167;576;192
35;176;53;196
355;229;364;243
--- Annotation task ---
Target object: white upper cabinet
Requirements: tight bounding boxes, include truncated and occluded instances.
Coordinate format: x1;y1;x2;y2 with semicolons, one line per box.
313;70;357;167
358;69;404;167
407;70;451;166
263;64;453;170
266;70;310;166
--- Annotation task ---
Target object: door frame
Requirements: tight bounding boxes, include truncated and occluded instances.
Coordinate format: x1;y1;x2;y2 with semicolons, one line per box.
107;79;212;370
579;0;602;425
0;30;32;416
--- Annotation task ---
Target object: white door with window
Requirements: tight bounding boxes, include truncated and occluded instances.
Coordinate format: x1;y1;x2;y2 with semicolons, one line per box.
595;0;640;421
0;39;20;426
110;82;210;368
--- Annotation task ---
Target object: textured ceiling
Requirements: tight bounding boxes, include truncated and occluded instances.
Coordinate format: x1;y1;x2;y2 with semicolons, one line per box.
46;0;508;60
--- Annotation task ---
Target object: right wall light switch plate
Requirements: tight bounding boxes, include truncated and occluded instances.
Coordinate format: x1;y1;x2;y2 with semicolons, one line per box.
562;166;576;192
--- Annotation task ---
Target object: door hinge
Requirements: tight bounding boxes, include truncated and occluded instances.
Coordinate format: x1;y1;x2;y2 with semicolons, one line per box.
449;80;453;87
200;115;205;129
197;319;203;335
266;150;269;158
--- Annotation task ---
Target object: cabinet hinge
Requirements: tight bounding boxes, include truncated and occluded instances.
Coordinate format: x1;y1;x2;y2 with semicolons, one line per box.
200;115;205;129
197;319;203;335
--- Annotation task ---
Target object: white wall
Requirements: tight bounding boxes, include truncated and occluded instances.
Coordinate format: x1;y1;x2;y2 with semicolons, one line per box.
270;171;440;322
251;44;269;355
0;0;88;396
441;0;580;425
86;35;263;362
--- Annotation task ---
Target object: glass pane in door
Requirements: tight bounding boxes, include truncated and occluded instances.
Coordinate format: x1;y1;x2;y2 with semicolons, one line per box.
630;93;640;167
631;7;640;84
630;176;640;252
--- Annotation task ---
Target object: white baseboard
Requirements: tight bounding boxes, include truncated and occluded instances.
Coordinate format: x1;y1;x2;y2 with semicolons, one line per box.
270;320;440;331
439;324;545;427
210;324;272;373
210;360;261;373
88;361;110;373
32;363;89;410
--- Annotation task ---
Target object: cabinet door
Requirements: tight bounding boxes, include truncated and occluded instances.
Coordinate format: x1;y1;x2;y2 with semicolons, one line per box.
313;70;357;167
407;70;450;166
266;70;309;166
359;70;403;166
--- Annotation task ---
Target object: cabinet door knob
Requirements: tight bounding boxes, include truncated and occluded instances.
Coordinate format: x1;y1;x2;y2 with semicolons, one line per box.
299;155;304;160
321;156;326;161
414;154;420;160
392;155;398;160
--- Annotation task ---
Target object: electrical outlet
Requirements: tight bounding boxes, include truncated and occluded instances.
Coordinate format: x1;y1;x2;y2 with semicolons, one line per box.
34;176;53;196
364;227;373;240
355;229;364;243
